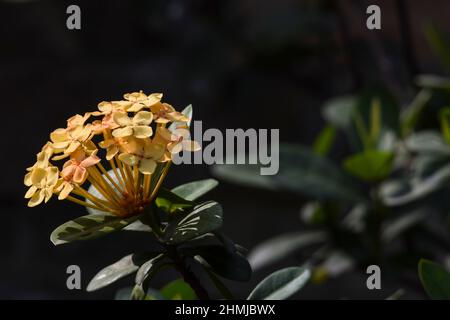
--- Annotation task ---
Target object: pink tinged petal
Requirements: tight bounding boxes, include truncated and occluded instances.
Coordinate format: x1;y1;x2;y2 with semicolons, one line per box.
80;154;101;168
133;125;153;138
168;142;183;154
113;112;133;126
28;189;45;207
133;111;153;125
61;164;77;180
139;159;157;175
73;167;87;184
182;140;201;152
112;126;133;138
174;127;191;139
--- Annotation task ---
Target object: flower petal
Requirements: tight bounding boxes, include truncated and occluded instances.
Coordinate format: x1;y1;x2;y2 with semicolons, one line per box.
112;126;133;138
133;111;153;125
182;140;201;152
118;153;139;166
28;189;45;207
133;125;153;138
139;158;157;175
113;112;132;126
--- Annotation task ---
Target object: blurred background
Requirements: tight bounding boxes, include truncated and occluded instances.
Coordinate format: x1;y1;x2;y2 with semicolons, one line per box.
2;0;450;299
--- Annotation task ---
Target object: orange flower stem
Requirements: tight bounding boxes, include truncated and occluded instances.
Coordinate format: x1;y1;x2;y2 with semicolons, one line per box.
109;159;127;191
97;162;123;194
143;174;152;200
65;195;109;212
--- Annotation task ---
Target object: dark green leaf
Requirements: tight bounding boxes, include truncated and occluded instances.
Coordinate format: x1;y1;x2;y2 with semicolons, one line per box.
247;267;311;300
163;201;223;244
50;213;140;245
186;245;252;281
419;259;450;299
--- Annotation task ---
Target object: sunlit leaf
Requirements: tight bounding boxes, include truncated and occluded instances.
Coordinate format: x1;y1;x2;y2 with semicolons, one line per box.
247;267;311;300
50;213;140;245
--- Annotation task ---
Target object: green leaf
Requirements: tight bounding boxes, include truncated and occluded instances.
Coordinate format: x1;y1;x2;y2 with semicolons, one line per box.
416;74;450;90
440;107;450;145
155;188;194;214
419;259;450;299
400;89;432;137
50;213;140;245
247;267;311;300
213;144;363;203
87;252;162;292
405;131;450;155
186;245;252;281
160;279;197;300
343;150;394;182
172;179;219;201
382;211;425;243
380;164;450;206
211;164;277;190
163;201;223;244
313;125;336;156
248;231;327;270
135;254;165;287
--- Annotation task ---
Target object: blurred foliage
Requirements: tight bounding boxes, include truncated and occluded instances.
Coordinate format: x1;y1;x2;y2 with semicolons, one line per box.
212;22;450;299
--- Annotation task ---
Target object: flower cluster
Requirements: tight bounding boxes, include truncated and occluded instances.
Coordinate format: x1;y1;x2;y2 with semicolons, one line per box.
24;92;200;217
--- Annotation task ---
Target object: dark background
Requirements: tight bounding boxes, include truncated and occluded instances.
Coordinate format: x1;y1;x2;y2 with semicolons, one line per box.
1;0;449;299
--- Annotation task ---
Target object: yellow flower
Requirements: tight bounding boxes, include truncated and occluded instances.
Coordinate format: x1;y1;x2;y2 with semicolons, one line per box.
56;149;101;199
99;136;138;160
67;113;91;130
118;140;165;175
91;101;131;117
50;124;93;160
150;102;189;124
24;166;59;207
112;111;153;139
25;91;186;217
157;126;201;154
91;113;119;134
125;91;162;112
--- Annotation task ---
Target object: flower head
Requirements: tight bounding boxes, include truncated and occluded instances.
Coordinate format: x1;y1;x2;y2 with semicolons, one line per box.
24;91;199;218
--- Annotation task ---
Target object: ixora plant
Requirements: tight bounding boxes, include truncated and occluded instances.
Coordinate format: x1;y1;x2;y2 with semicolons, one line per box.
23;91;311;300
23;92;250;300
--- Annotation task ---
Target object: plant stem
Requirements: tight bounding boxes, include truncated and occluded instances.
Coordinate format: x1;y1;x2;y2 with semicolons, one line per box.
169;250;209;300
